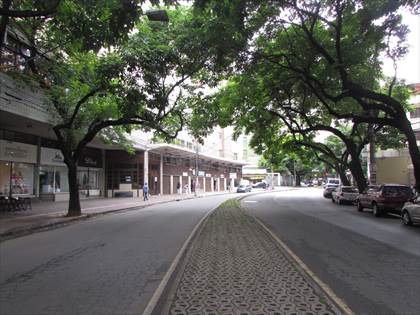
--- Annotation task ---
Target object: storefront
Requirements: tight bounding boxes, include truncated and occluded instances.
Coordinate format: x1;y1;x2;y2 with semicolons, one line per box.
77;148;104;198
39;147;68;201
0;139;36;197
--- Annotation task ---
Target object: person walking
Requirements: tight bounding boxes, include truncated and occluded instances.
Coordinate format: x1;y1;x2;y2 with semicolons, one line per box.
143;182;149;201
177;182;181;194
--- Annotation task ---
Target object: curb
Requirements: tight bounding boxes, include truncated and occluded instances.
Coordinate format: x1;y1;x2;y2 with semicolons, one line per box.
251;214;355;315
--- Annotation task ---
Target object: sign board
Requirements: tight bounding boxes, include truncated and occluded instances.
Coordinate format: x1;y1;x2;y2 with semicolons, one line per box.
78;149;103;168
154;177;158;182
220;174;225;179
41;147;65;166
229;172;237;179
182;172;188;176
205;173;212;178
198;170;205;177
0;140;37;164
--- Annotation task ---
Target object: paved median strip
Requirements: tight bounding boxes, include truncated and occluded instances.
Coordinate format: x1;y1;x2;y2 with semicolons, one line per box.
154;199;350;315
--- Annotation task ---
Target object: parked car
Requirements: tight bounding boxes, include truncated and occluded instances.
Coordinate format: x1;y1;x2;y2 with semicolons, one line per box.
401;195;420;226
252;182;267;189
237;184;252;193
357;184;414;217
325;178;340;187
332;186;359;204
323;184;339;198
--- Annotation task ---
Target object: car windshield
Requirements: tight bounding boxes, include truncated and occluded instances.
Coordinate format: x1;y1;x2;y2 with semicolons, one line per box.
382;186;413;197
342;187;358;193
329;180;340;185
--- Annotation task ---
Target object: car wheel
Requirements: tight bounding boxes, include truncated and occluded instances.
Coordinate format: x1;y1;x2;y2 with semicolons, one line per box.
402;210;413;226
372;203;382;217
357;200;363;212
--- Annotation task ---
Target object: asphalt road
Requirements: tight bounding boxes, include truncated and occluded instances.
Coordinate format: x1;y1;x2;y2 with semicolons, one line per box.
241;188;420;315
0;194;234;315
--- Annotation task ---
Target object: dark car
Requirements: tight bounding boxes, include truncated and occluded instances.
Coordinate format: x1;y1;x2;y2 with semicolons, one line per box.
252;182;267;189
357;184;414;217
323;184;339;198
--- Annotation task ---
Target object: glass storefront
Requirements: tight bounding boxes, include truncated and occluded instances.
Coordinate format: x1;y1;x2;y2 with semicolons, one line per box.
0;161;34;196
39;166;69;193
77;169;100;190
0;161;11;196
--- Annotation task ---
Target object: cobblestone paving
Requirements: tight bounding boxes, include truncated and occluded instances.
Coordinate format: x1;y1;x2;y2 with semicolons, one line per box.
168;204;339;315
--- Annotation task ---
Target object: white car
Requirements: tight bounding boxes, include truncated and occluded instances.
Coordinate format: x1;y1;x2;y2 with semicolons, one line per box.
401;195;420;226
332;186;359;204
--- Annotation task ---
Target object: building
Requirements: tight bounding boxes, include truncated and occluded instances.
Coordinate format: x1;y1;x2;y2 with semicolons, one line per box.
0;71;248;201
375;83;420;186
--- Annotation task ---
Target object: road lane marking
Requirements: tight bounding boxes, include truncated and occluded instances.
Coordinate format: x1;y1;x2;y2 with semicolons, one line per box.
244;200;259;203
253;215;355;315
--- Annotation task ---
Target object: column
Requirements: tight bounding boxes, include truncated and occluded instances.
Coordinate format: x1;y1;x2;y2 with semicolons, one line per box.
210;177;214;192
34;136;41;198
224;178;227;191
217;178;220;192
102;149;107;197
143;150;149;186
170;175;173;194
188;176;191;193
160;153;163;195
230;178;234;191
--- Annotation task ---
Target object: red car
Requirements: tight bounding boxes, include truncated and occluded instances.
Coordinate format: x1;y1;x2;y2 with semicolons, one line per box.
357;184;414;217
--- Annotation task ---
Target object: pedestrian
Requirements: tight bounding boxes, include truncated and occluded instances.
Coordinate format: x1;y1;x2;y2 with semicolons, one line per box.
191;180;195;193
143;182;149;201
177;182;181;194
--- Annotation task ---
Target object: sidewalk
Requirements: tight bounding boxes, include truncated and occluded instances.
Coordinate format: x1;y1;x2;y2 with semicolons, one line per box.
0;190;234;241
152;199;348;315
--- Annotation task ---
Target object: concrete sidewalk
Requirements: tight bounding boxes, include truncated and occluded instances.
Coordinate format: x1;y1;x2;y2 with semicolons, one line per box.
0;190;235;241
152;199;350;315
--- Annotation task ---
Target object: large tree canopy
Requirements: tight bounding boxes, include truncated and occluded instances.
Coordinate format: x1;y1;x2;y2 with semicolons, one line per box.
191;0;418;189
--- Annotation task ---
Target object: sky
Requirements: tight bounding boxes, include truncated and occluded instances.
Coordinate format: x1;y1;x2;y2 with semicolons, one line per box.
382;12;420;84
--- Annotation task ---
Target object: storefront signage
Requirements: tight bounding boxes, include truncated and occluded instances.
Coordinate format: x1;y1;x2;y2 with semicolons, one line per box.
0;140;37;164
41;147;65;166
229;172;237;179
220;174;225;179
198;170;205;177
78;150;103;168
205;173;212;178
182;172;188;176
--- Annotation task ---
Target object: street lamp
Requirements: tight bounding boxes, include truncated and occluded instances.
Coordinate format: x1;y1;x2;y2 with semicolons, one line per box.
145;9;169;22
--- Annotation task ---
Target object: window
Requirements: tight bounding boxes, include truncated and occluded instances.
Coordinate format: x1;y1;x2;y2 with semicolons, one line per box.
77;170;100;190
11;162;34;195
39;166;69;193
0;161;11;196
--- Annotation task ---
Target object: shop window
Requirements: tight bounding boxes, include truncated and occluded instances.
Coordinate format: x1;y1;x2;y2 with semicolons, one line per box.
39;166;69;193
11;162;34;195
0;161;11;196
77;169;100;190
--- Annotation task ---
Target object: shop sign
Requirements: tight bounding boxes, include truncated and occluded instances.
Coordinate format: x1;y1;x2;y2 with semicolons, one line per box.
0;140;37;163
229;172;237;179
198;170;205;177
78;150;103;168
205;173;212;178
220;174;225;179
41;147;65;166
182;172;188;176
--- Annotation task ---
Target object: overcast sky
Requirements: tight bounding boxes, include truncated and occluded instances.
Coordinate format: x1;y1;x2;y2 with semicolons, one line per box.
382;12;420;84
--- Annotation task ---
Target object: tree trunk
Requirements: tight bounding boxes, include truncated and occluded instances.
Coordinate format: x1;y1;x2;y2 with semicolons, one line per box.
66;159;81;217
348;157;367;192
336;165;350;186
295;174;301;186
400;116;420;192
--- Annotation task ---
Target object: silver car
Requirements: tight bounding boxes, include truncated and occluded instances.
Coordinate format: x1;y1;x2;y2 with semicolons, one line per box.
401;195;420;226
332;186;359;204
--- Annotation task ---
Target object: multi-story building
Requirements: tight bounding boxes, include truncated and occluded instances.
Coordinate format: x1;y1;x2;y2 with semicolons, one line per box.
375;83;420;185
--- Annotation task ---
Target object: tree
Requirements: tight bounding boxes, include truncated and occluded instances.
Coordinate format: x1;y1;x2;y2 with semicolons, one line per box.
2;6;214;216
193;0;420;190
